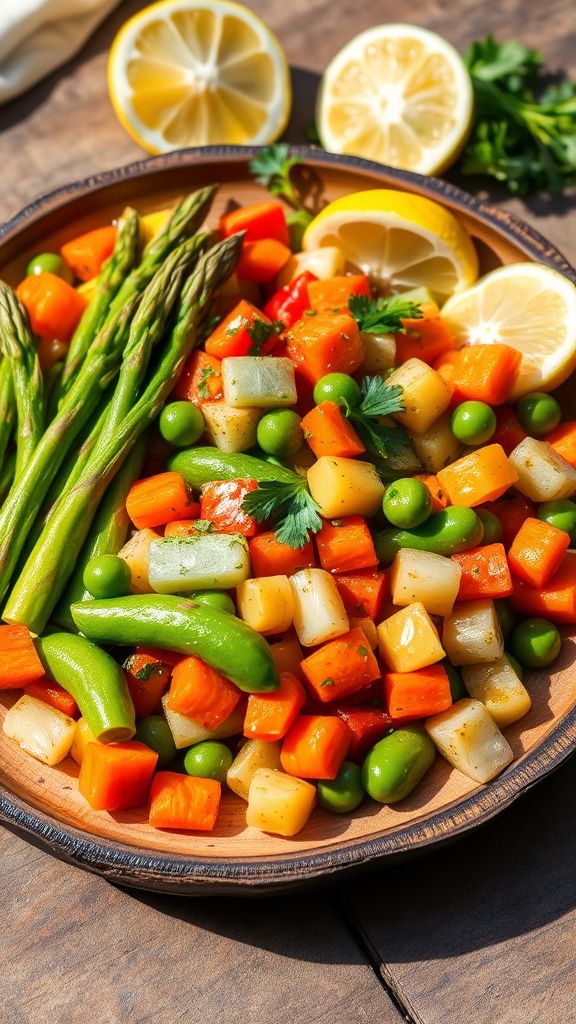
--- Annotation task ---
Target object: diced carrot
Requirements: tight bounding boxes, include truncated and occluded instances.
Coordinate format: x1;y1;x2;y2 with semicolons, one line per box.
301;401;365;458
334;569;388;619
315;516;377;573
205;299;275;358
25;678;79;717
220;201;289;246
124;646;173;718
483;495;535;548
334;706;392;761
414;474;449;513
16;272;86;340
126;471;196;530
437;444;519;507
243;671;306;742
384;664;452;723
280;714;351;779
307;274;370;313
236;239;291;284
164;515;202;537
452;543;513;600
61;225;117;281
287;311;364;384
149;771;221;831
300;627;381;703
511;551;576;623
169;655;240;729
492;406;528;455
508;517;570;588
444;344;522;405
249;530;316;577
545;422;576;468
174;350;223;404
0;624;45;689
199;478;258;536
79;741;158;811
395;317;455;366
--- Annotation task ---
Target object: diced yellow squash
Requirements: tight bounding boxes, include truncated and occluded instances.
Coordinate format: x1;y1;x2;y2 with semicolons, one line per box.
118;528;158;593
202;402;261;453
71;717;98;766
227;740;283;800
508;437;576;502
387;358;453;434
349;616;379;649
307;456;385;518
139;207;172;245
442;600;503;665
361;333;397;373
268;635;305;678
3;695;76;766
246;768;316;836
410;412;462;473
162;695;244;749
377;601;445;672
236;575;294;635
222;357;297;409
290;568;349;646
425;698;514;783
461;657;532;728
276;246;345;287
390;549;461;617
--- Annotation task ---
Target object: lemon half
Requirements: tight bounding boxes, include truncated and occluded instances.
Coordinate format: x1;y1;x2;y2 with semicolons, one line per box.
108;0;291;153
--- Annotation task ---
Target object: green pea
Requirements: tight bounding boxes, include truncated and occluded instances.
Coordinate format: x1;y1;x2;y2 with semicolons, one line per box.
191;590;236;614
183;741;233;783
450;401;497;446
317;761;364;814
537;499;576;543
511;617;561;669
373;505;484;566
83;554;131;599
477;508;503;545
256;409;304;458
495;599;518;640
382;477;432;529
159;401;205;447
313;373;362;408
517;393;561;435
136;715;177;767
26;252;72;282
361;727;436;804
505;652;524;681
443;660;465;701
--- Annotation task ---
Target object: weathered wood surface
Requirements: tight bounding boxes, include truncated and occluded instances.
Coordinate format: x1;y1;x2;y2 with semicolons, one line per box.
0;1;575;1021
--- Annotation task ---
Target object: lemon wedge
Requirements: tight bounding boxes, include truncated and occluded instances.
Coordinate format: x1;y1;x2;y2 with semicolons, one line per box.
303;189;478;301
317;24;473;175
441;263;576;400
108;0;291;153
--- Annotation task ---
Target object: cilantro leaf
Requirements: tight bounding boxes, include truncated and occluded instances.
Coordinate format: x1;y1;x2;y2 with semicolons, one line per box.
249;144;302;206
355;375;404;419
349;294;423;334
242;478;322;549
343;375;410;460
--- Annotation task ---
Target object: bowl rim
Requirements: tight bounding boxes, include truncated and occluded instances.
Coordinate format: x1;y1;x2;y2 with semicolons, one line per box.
1;144;575;895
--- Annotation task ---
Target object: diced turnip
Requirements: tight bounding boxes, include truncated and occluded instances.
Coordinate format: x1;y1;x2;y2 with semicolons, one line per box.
246;768;316;835
410;413;461;473
425;698;514;783
442;600;504;665
290;568;349;646
3;695;76;766
162;694;244;749
222;357;297;408
149;534;250;592
227;739;283;800
461;656;532;728
391;548;461;617
236;575;294;635
202;401;261;453
508;437;576;502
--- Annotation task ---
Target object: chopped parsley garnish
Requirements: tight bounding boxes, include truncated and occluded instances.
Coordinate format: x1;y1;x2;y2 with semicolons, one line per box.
349;294;423;334
242;477;322;549
197;364;218;399
343;375;410;460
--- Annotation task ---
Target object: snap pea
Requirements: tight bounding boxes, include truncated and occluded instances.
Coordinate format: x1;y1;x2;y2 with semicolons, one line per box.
71;594;279;693
168;447;300;490
362;727;436;803
373;506;484;565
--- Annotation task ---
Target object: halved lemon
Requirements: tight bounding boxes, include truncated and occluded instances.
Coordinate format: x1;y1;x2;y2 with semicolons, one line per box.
441;263;576;399
108;0;291;153
303;189;478;302
317;24;473;175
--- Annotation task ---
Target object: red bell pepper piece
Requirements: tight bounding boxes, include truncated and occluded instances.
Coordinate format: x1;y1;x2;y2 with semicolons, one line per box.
263;271;316;330
200;478;259;535
334;706;393;762
220;201;289;246
204;299;277;358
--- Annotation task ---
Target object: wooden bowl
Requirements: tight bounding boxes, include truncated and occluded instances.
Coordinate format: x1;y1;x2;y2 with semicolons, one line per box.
1;147;575;896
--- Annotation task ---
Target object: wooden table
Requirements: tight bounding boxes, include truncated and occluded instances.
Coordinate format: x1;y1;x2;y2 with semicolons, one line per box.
1;2;575;1021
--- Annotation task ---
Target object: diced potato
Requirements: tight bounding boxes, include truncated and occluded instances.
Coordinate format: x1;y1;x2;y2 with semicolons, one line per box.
222;357;297;409
268;635;305;678
290;568;349;646
3;695;76;766
237;575;294;635
391;549;461;617
461;657;532;728
276;246;345;286
387;358;453;434
307;456;385;518
508;437;576;502
361;333;396;373
377;602;445;672
162;695;244;749
246;768;316;836
139;207;172;245
202;402;261;453
425;698;514;783
71;717;98;766
410;413;462;473
149;534;250;592
227;739;283;800
442;599;503;665
349;616;379;649
118;528;158;593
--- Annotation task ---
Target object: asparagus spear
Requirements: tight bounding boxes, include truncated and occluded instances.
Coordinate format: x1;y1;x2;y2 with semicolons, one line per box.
4;233;242;632
0;285;45;480
0;360;15;474
0;452;15;505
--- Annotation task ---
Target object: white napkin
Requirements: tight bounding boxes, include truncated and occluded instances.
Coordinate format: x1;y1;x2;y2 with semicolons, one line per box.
0;0;120;105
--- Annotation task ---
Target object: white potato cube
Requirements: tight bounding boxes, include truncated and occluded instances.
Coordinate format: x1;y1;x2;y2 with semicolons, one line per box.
222;357;297;408
391;549;462;617
442;600;504;665
378;602;445;672
227;739;283;800
426;698;514;783
246;768;316;836
508;437;576;502
149;534;250;592
3;695;76;766
307;456;385;517
361;333;397;373
461;657;532;728
276;247;345;286
118;528;158;593
202;402;261;453
410;413;462;473
236;576;294;635
290;568;349;646
162;695;244;749
387;358;453;434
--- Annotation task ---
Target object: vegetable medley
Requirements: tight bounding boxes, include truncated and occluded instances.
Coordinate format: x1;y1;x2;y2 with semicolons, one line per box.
1;175;576;840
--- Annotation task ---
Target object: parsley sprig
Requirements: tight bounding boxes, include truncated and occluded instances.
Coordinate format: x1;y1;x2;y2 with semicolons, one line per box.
249;144;314;248
242;477;322;549
343;376;409;460
348;294;423;334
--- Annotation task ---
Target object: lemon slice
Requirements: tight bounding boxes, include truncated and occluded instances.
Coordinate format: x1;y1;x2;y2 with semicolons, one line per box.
317;24;473;174
441;263;576;399
303;189;478;301
108;0;291;153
